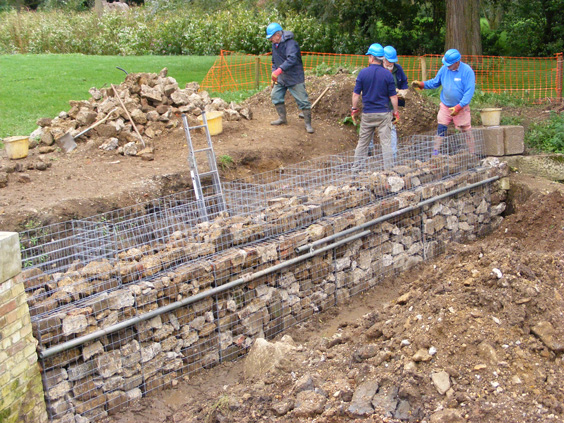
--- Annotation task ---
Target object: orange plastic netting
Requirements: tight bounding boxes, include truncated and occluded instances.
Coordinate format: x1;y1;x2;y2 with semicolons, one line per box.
201;50;563;104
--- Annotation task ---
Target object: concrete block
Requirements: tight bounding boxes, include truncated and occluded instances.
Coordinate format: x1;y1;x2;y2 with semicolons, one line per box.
0;232;21;284
503;125;525;155
482;127;505;156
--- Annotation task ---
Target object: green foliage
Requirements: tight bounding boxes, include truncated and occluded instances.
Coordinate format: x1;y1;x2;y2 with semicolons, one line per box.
471;90;528;109
500;115;524;126
310;62;356;76
526;112;564;153
494;0;564;56
217;154;234;170
341;116;359;133
0;6;326;55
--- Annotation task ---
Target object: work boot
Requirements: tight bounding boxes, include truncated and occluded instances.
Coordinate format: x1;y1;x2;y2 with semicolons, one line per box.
271;104;287;125
303;109;315;133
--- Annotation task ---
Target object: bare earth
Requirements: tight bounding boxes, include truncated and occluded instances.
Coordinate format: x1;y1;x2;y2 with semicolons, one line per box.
2;72;564;423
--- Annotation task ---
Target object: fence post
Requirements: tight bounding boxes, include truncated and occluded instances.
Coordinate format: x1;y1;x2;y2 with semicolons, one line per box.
255;56;261;90
557;53;563;103
0;232;47;423
419;56;427;81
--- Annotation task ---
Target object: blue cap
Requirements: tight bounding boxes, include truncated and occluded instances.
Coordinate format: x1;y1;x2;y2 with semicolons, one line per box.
384;46;398;63
442;49;461;66
366;43;384;57
266;23;283;39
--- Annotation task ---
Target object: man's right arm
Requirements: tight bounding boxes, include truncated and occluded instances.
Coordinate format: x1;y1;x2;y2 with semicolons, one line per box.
423;66;445;90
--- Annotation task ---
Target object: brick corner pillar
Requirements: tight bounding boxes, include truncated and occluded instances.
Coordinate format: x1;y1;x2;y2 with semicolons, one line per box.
0;232;48;423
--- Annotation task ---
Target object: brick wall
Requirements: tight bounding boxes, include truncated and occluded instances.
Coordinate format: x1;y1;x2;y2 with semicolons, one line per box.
0;232;47;423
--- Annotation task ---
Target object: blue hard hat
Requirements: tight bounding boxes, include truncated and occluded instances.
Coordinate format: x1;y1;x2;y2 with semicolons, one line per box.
384;46;398;63
442;48;461;66
366;43;384;58
266;23;283;39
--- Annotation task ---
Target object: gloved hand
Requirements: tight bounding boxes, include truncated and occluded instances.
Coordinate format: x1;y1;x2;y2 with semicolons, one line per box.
351;107;360;124
396;89;408;99
271;68;283;84
411;80;424;89
449;104;462;116
393;111;400;122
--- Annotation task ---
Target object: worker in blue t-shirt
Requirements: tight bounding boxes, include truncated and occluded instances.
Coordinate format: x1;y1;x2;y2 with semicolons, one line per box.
412;49;476;155
351;43;399;169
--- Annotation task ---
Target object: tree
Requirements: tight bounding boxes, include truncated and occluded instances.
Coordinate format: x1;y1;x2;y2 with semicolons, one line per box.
445;0;482;55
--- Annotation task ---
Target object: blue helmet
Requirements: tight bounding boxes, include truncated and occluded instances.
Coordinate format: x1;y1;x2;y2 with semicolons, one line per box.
442;48;461;66
384;45;398;63
266;23;283;39
365;43;384;58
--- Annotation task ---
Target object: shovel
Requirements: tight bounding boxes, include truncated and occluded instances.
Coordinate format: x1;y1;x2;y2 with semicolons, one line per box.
299;85;331;118
56;107;118;153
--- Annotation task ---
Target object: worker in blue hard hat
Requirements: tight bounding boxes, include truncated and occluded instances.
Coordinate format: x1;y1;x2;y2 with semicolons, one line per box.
412;48;476;155
383;45;409;159
266;22;314;134
351;43;399;169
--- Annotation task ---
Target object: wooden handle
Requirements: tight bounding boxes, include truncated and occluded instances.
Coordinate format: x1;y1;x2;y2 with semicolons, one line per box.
111;84;146;148
75;107;118;138
311;86;330;109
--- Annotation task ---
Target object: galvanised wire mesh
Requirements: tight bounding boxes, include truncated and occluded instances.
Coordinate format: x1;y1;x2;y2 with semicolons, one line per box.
19;128;502;421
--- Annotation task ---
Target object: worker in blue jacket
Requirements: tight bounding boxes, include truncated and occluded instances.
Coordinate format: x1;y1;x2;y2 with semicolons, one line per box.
383;45;409;158
266;23;314;134
412;49;476;155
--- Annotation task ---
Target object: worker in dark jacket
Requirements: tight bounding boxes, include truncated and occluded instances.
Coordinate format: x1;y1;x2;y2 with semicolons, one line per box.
383;45;409;158
266;22;314;134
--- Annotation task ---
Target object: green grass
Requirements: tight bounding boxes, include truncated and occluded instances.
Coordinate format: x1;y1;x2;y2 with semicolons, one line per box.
0;54;218;141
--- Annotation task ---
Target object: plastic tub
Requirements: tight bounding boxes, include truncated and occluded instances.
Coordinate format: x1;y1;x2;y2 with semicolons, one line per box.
197;111;224;136
480;108;502;126
4;136;29;159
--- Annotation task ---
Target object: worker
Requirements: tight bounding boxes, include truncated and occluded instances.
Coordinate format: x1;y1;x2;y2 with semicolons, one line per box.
411;48;476;155
351;43;399;169
266;22;314;134
383;45;409;159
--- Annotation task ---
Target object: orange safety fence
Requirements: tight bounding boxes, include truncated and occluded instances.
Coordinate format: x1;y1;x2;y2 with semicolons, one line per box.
201;50;564;104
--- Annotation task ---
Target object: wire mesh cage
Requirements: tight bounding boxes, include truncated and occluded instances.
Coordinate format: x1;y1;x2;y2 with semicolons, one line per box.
16;127;507;422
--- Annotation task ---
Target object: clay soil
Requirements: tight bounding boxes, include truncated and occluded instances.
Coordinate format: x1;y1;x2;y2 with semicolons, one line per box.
2;72;564;423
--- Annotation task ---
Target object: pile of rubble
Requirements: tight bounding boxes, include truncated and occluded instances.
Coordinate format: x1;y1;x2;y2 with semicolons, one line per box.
0;69;252;189
30;68;252;158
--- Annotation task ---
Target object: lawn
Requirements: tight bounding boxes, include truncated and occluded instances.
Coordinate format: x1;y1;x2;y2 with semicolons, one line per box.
0;54;218;140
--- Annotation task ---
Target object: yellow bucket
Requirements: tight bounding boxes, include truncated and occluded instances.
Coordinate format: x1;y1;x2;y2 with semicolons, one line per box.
197;111;223;136
4;136;29;160
480;108;502;126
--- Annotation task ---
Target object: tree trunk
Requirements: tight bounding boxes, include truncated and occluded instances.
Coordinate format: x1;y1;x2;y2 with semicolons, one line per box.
445;0;482;56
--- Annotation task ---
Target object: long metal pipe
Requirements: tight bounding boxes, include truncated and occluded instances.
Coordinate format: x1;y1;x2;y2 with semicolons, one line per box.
296;175;500;254
39;228;371;359
40;174;499;359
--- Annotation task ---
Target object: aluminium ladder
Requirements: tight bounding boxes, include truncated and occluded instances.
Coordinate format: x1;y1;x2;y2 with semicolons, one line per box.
181;112;227;221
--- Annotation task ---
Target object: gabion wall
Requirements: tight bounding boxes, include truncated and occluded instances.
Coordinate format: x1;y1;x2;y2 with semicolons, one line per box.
17;133;509;422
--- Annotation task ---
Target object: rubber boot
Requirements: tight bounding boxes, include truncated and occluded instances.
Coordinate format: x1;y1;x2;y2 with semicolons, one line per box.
270;104;287;125
303;109;314;133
